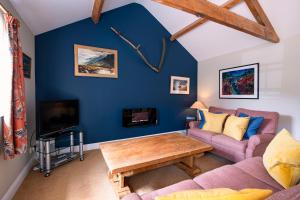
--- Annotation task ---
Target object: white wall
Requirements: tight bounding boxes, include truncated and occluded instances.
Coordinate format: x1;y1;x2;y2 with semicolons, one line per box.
198;34;300;140
0;0;35;198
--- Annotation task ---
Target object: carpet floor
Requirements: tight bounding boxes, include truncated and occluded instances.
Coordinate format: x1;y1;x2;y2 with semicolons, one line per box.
13;150;231;200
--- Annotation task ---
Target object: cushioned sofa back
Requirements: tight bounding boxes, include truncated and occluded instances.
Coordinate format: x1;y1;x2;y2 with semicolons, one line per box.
236;108;279;135
209;106;236;115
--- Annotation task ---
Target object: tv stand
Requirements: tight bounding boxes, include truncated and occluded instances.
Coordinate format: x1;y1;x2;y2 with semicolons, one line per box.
38;130;84;177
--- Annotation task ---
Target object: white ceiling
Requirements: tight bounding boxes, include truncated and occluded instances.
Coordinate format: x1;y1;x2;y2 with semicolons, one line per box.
9;0;134;35
10;0;300;61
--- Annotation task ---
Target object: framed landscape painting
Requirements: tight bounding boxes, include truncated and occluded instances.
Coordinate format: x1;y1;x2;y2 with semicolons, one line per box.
170;76;190;95
219;63;259;99
74;44;118;78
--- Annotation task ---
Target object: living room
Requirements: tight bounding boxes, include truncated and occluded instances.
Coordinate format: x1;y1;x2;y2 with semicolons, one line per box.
0;0;299;200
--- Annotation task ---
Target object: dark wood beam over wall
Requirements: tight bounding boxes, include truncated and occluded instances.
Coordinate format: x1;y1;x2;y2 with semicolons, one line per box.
92;0;104;24
154;0;279;43
170;0;243;41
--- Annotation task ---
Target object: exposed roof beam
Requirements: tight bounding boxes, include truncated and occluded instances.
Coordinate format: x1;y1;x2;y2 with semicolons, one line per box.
91;0;104;24
170;0;243;41
154;0;279;43
244;0;279;42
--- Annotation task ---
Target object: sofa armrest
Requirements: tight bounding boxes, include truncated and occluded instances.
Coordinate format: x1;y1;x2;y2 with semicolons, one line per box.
246;134;274;158
189;121;200;129
121;193;142;200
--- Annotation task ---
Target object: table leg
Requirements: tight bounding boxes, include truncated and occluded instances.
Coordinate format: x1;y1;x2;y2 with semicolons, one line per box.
176;155;202;177
108;173;131;199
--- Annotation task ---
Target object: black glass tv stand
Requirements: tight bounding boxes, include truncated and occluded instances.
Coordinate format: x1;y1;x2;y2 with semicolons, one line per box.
37;130;84;177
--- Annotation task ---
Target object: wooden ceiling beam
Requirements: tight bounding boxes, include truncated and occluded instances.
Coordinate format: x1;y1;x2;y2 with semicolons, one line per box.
91;0;104;24
170;0;243;41
244;0;279;42
154;0;279;43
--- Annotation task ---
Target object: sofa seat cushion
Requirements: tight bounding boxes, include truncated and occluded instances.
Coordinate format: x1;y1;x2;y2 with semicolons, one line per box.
234;157;284;191
141;180;202;200
193;165;280;193
212;134;248;152
266;184;300;200
188;128;217;144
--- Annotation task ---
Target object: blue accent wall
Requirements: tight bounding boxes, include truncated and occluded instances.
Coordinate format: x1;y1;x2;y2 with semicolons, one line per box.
35;3;197;144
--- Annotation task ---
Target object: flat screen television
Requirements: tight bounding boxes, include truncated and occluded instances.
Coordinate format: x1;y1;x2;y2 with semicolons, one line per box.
123;108;157;127
38;100;79;137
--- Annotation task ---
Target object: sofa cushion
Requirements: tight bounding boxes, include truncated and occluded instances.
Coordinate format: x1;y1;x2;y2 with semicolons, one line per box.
223;116;250;141
202;112;228;133
236;108;279;135
239;113;264;139
188;128;217;144
263;129;300;189
209;106;236;115
141;180;202;200
212;148;245;163
234;157;283;191
212;134;248;152
266;184;300;200
198;110;206;129
155;188;273;200
193;165;280;193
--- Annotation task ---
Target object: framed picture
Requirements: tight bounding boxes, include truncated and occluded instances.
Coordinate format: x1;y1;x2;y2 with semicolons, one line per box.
170;76;190;95
23;53;31;79
74;44;118;78
219;63;259;99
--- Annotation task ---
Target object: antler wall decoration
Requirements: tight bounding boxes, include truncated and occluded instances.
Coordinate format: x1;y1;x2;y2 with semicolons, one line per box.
111;27;167;73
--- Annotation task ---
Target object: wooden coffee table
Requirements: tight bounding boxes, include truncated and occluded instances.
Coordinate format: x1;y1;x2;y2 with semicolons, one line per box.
100;133;213;198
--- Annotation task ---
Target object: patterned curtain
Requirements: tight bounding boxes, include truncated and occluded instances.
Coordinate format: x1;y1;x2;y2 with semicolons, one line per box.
1;13;27;160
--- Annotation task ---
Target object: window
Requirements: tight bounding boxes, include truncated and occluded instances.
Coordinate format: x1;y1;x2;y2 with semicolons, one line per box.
0;12;13;145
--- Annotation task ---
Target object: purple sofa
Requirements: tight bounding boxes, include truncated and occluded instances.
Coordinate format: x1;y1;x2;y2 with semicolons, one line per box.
122;157;300;200
188;107;279;162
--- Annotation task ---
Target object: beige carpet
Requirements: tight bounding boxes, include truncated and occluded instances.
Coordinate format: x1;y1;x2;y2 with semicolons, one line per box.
13;150;231;200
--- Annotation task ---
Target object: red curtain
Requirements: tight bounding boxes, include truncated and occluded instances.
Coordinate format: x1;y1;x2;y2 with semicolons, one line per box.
2;14;27;160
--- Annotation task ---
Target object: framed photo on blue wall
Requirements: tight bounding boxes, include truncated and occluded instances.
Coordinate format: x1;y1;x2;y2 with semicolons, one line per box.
170;76;190;95
219;63;259;99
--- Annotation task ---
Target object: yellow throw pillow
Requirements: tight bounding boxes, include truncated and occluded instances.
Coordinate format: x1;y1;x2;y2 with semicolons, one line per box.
223;116;250;141
263;129;300;189
155;188;272;200
202;112;228;133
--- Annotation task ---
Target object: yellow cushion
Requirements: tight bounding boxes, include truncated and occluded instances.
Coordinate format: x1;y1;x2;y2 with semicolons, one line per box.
223;116;250;141
263;129;300;189
202;112;228;133
155;188;272;200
